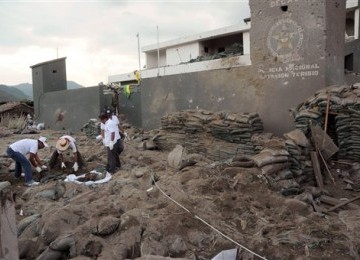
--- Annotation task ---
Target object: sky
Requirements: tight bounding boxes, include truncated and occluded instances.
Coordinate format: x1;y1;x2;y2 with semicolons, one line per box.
0;0;250;87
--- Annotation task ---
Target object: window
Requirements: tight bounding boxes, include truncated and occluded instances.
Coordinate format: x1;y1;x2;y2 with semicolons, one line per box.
345;53;354;71
281;5;288;12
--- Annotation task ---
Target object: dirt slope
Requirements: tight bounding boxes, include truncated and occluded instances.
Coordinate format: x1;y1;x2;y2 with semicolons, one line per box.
1;128;360;260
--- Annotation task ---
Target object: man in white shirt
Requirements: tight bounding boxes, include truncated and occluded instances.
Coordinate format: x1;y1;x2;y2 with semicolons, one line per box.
104;108;125;139
48;135;83;172
99;113;124;173
6;136;49;186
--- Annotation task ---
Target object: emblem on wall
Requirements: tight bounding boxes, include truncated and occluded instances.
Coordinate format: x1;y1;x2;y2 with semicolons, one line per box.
267;18;304;63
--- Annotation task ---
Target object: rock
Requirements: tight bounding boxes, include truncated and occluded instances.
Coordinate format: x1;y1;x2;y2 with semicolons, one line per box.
49;234;76;257
96;216;121;236
167;145;185;169
36;247;64;260
35;189;57;200
140;238;167;256
17;214;41;236
82;240;103;258
132;167;149;178
284;198;313;216
0;181;11;191
18;239;37;259
169;236;188;255
284;129;310;147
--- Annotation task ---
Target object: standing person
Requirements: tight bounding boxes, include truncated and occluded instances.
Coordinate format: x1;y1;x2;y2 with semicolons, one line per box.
6;136;49;186
99;113;123;173
104;108;126;140
111;89;119;115
49;135;83;172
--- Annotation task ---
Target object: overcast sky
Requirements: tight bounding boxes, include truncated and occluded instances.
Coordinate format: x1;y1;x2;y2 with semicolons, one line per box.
0;0;250;87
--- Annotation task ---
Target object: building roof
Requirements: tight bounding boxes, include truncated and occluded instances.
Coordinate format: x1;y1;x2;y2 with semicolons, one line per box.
0;102;33;114
30;57;67;69
142;23;251;52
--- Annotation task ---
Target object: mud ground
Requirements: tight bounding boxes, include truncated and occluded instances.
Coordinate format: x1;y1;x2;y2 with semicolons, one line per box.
1;127;360;259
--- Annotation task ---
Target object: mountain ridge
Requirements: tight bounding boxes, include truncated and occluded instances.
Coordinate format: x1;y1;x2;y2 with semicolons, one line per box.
0;81;85;102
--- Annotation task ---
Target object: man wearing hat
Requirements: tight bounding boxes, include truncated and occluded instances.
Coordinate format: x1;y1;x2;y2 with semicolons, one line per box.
49;135;83;172
6;136;49;187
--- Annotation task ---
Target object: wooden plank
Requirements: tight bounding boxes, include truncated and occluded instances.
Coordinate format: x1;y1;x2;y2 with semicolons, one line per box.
323;94;331;144
320;195;360;210
324;195;360;213
310;151;324;190
317;148;335;184
310;123;338;161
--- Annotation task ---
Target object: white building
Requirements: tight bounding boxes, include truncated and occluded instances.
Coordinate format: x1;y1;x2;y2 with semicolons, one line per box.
108;22;251;85
109;0;360;85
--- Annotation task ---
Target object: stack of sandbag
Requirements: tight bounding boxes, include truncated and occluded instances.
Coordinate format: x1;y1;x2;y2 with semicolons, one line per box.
154;109;264;161
208;112;263;143
283;129;313;185
251;139;301;195
293;84;360;160
336;112;360;160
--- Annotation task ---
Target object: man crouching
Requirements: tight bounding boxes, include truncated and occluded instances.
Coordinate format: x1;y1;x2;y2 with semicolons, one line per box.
49;135;83;172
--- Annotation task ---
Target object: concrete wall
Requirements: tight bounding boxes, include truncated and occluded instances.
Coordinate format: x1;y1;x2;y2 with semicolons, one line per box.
118;90;142;127
136;65;328;135
37;86;104;131
145;50;167;69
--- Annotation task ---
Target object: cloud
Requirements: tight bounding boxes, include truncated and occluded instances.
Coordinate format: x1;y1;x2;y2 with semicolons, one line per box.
0;0;250;86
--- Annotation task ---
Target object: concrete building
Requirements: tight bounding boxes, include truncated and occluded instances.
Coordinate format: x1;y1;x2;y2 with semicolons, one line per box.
31;58;104;131
109;0;360;136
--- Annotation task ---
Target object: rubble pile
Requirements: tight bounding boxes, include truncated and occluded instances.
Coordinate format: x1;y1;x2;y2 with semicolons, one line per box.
154;109;264;161
293;84;360;160
81;119;100;138
188;42;244;63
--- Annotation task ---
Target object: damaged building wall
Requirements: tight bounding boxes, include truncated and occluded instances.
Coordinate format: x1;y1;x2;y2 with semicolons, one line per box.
125;62;336;135
118;0;353;135
36;86;104;131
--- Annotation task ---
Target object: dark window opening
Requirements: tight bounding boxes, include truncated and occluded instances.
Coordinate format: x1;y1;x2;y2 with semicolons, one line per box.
345;53;354;71
346;10;355;39
324;113;339;160
204;47;209;53
52;70;57;73
218;47;225;53
325;114;338;147
281;5;288;12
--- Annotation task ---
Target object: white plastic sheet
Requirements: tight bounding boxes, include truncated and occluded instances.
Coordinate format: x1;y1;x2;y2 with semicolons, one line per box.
64;170;111;186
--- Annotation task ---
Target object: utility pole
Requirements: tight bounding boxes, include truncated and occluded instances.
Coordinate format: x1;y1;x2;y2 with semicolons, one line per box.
137;33;141;73
157;25;160;77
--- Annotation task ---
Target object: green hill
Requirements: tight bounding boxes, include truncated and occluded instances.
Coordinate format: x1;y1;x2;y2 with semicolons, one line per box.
0;81;85;102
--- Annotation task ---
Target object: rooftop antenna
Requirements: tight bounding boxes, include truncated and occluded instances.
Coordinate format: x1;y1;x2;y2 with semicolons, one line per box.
56;47;59;58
